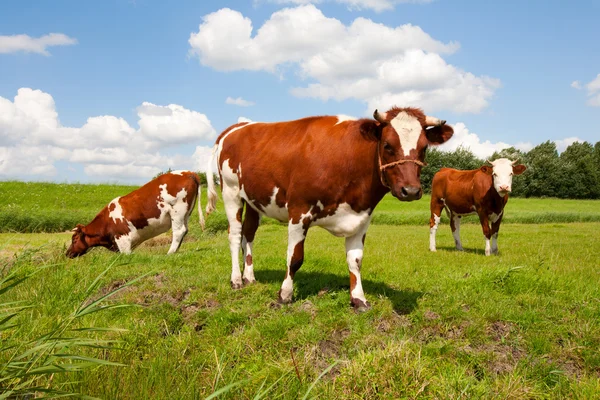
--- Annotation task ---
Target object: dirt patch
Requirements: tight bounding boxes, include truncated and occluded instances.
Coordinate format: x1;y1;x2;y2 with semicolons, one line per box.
376;311;412;333
486;320;515;342
139;235;172;248
299;300;317;318
423;310;440;320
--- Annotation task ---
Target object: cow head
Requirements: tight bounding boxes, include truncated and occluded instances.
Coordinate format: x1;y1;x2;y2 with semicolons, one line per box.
480;158;527;197
372;107;454;201
66;224;90;258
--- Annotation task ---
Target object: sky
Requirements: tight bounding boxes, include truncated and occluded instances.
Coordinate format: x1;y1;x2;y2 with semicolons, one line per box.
1;0;599;184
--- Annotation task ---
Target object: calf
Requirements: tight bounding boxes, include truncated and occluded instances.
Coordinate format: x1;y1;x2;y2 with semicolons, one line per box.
429;158;526;255
66;170;203;258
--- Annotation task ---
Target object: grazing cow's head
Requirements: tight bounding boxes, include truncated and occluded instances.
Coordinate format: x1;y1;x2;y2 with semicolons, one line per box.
371;107;454;201
66;224;90;258
480;158;527;197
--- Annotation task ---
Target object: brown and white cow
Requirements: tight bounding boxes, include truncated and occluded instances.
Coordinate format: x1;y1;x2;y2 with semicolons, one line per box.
66;170;204;258
206;107;454;311
429;158;526;256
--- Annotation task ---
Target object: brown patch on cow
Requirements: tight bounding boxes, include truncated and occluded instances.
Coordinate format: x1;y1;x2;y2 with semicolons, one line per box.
383;107;427;126
235;207;243;223
289;241;305;277
349;272;357;292
245;254;253;266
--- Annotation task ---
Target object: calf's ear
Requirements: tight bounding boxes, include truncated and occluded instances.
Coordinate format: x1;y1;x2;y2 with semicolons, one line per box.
513;164;527;175
480;165;493;175
425;124;454;145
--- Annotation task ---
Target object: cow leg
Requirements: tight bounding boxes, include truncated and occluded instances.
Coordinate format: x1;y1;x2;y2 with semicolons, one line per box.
278;220;308;304
450;213;463;251
241;206;260;285
222;186;244;289
167;213;189;254
477;212;492;256
490;213;504;255
346;222;371;312
429;199;444;252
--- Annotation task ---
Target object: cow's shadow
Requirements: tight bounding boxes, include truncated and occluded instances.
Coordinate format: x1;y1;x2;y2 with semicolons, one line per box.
436;246;484;255
255;269;423;315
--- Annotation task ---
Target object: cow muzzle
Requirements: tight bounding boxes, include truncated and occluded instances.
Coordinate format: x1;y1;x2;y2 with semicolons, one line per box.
396;185;422;201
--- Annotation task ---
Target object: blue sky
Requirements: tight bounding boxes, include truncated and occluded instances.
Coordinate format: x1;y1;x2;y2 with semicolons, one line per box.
1;0;599;184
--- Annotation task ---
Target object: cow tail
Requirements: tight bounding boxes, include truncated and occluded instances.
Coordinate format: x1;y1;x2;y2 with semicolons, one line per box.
197;180;205;231
443;204;451;219
206;144;219;215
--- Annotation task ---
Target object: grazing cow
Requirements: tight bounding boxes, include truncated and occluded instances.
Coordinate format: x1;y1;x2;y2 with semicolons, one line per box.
429;158;526;255
206;107;454;311
66;170;204;258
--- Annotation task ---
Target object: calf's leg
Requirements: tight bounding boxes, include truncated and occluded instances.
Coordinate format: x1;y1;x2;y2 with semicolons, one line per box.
222;183;244;289
167;213;189;254
429;198;444;252
450;213;463;251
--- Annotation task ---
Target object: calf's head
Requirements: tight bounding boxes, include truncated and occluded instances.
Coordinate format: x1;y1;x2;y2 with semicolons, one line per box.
480;158;527;197
372;107;454;201
66;224;90;258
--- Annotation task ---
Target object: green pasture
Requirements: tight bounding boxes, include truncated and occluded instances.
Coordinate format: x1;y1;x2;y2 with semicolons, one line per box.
1;181;600;398
2;181;600;233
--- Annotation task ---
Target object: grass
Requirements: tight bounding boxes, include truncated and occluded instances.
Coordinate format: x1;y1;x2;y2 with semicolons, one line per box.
1;181;600;398
2;181;600;233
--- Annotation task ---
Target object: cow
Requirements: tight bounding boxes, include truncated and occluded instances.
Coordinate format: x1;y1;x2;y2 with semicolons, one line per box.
429;158;526;256
66;170;204;258
205;107;454;311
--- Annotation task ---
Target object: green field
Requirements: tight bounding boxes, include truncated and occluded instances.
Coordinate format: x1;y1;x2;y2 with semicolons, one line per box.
1;182;600;398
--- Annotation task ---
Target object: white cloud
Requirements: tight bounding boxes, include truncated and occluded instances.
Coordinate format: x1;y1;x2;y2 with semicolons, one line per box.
237;117;253;123
571;80;581;89
189;5;498;114
0;33;77;55
0;88;217;182
226;97;255;107
554;137;584;153
574;74;600;107
586;74;600;92
437;122;533;159
257;0;432;12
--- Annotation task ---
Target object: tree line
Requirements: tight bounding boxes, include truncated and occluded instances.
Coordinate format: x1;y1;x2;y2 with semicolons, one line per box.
421;140;600;199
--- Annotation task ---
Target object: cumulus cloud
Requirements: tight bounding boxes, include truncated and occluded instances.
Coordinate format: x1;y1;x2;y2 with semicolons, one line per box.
571;80;581;90
0;33;77;55
437;122;533;159
189;5;499;114
0;88;217;182
257;0;432;12
226;96;255;107
573;74;600;107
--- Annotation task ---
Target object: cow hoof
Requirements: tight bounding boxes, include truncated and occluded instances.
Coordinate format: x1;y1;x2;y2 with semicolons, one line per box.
351;298;371;313
429;248;437;252
243;278;256;286
277;290;293;304
231;281;243;290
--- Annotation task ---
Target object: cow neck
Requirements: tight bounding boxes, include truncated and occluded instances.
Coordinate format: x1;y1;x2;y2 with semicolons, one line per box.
376;141;427;190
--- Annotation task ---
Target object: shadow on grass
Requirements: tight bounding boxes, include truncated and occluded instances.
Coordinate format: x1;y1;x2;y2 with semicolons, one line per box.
255;268;423;315
435;246;485;255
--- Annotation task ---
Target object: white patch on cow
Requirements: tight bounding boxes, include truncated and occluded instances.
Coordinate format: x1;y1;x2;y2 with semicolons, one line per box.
108;197;124;223
429;214;440;252
313;203;371;237
390;111;422;156
471;205;477;212
316;200;324;211
346;220;371;306
169;170;186;176
452;214;463;251
490;211;502;223
255;187;289;222
335;115;357;125
280;218;309;303
490;158;515;197
220;158;245;287
485;236;491;256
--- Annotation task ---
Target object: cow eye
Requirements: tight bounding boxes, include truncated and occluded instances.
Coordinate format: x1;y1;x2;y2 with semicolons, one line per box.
383;142;393;153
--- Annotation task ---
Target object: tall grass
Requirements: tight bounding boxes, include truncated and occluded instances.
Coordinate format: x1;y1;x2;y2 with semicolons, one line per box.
0;253;145;398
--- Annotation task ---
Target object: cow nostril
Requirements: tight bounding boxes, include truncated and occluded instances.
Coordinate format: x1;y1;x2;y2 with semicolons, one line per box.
401;187;409;197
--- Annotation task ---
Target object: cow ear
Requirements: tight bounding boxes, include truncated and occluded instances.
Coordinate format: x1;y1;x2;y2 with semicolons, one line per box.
513;164;527;175
480;165;493;175
425;124;454;145
359;120;381;141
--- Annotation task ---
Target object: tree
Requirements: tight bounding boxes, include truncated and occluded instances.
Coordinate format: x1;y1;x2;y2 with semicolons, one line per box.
559;141;600;199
